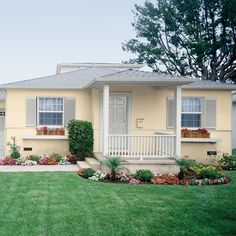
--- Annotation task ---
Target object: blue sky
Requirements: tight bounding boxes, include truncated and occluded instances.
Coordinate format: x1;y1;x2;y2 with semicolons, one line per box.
0;0;145;83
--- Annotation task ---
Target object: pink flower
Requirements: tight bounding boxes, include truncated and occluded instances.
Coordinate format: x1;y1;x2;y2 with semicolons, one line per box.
129;178;141;184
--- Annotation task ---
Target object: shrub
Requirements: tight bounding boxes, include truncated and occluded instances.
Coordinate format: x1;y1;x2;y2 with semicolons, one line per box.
7;136;20;159
194;164;224;179
50;153;63;162
103;156;126;180
27;155;42;163
176;158;197;171
80;168;95;179
134;169;154;182
68;120;94;160
218;153;236;170
39;156;57;165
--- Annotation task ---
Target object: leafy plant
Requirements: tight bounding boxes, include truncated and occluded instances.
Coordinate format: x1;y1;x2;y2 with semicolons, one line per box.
218;153;236;170
194;165;224;179
50;153;63;162
80;168;95;179
134;169;154;182
103;156;126;181
27;155;42;163
68;120;94;160
176;158;197;171
7;136;20;159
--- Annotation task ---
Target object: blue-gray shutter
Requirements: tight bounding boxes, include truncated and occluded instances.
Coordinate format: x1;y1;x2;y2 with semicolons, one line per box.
26;97;37;127
205;98;216;129
64;97;76;127
167;97;174;128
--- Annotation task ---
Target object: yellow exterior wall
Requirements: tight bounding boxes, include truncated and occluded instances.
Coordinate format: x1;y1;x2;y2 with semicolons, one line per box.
4;87;233;163
5;89;92;156
0;101;5;109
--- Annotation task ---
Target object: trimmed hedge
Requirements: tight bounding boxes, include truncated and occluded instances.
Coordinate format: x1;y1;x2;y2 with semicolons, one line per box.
68;120;94;159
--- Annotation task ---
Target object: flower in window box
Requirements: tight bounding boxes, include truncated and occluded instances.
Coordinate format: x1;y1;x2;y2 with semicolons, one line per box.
196;128;210;138
181;128;191;138
36;128;44;135
59;128;65;135
42;127;48;135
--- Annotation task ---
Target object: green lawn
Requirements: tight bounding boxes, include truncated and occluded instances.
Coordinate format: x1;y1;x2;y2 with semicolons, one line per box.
0;172;235;236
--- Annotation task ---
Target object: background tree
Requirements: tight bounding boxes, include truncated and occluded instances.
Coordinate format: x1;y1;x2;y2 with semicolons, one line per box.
122;0;236;82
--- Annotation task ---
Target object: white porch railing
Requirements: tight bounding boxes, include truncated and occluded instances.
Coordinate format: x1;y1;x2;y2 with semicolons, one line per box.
108;134;176;159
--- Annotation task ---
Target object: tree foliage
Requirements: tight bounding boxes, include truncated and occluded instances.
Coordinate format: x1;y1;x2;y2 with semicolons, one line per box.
122;0;236;82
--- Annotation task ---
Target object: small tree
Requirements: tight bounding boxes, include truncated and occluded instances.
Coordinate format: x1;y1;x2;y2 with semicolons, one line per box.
103;156;126;180
68;120;94;160
7;136;20;159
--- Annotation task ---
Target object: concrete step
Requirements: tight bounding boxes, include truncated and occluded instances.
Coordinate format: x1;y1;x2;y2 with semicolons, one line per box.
77;161;91;170
125;164;180;175
85;158;101;170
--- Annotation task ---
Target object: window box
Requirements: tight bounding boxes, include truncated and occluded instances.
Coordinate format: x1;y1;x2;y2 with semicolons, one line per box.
36;127;65;136
181;128;210;138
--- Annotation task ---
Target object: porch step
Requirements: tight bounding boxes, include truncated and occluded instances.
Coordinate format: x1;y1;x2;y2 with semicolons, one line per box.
126;164;180;175
85;158;101;170
77;161;91;170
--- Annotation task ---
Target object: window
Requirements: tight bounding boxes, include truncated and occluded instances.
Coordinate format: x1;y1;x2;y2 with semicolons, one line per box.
38;97;64;126
181;97;201;127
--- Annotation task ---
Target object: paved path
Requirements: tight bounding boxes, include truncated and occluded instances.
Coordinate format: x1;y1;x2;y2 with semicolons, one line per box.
0;165;78;172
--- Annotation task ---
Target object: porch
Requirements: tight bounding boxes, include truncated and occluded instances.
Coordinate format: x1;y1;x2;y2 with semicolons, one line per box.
100;84;184;160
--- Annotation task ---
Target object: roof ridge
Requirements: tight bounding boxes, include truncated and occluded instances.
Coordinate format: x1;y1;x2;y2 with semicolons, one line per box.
102;69;134;78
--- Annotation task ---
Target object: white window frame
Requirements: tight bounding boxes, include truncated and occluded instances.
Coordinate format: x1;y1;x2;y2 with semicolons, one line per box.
181;97;202;129
37;97;64;127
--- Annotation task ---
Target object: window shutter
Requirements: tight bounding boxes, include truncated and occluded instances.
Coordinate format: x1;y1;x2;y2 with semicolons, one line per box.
167;97;174;128
64;97;76;127
26;97;37;127
205;98;216;129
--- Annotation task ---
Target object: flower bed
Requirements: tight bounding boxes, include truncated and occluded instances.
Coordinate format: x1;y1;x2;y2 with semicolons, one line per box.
78;168;231;186
0;154;71;166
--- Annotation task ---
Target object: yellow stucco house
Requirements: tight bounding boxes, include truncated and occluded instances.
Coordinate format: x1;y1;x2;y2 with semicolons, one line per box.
0;63;235;164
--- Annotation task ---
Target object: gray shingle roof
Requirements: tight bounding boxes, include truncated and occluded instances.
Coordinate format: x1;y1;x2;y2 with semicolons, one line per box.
0;67;236;91
184;79;236;90
0;68;117;89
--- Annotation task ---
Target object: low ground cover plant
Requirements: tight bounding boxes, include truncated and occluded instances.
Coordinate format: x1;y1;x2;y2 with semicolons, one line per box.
134;169;154;182
219;153;236;170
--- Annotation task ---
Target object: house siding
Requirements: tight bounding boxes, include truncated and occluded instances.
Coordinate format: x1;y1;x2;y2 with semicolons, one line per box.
4;87;233;162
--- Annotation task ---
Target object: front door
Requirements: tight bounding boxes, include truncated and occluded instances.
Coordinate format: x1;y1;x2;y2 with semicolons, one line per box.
109;95;129;134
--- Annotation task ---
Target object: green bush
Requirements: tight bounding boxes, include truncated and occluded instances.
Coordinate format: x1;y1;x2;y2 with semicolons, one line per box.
68;120;94;160
50;153;63;162
194;164;224;179
7;136;20;159
28;155;42;163
81;168;95;179
218;153;236;170
134;169;154;182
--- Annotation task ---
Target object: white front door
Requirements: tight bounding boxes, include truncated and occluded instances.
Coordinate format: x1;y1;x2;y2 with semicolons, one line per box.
0;109;5;157
109;95;129;134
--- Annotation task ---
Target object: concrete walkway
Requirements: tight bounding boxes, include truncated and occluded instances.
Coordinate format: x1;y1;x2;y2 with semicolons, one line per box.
0;165;78;172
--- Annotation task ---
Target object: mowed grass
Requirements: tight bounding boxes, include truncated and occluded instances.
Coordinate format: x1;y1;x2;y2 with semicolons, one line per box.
0;171;235;236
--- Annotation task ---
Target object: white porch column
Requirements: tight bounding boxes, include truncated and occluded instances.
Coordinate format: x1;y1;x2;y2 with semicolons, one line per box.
174;86;182;158
103;84;109;156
